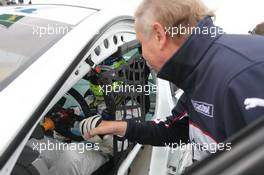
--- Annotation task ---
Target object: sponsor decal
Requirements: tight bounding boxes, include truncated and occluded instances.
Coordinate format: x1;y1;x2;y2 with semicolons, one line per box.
0;14;24;28
15;7;37;14
191;100;214;118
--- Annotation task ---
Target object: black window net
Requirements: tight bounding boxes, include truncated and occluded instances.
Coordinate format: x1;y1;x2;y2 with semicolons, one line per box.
90;47;150;173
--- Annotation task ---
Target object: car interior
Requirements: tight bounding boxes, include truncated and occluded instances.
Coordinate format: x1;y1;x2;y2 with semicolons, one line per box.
10;40;157;175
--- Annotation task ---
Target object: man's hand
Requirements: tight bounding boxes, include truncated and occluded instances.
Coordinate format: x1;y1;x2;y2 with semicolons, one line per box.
79;115;128;140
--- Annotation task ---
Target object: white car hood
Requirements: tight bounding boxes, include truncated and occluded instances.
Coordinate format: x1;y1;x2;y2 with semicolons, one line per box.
0;4;98;26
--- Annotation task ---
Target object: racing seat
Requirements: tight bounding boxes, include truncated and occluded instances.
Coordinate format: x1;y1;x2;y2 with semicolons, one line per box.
11;124;49;175
11;145;40;175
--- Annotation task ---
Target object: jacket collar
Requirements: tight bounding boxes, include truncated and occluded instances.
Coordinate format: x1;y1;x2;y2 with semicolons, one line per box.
157;16;222;90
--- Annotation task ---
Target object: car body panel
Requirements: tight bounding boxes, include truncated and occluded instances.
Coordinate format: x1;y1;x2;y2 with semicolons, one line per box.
0;5;98;25
0;2;140;174
0;1;184;175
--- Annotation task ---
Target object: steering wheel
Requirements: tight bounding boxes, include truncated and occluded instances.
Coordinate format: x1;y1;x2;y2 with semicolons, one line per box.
44;87;91;142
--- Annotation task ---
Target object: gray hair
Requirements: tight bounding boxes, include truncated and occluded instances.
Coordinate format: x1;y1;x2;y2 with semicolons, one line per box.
135;0;214;39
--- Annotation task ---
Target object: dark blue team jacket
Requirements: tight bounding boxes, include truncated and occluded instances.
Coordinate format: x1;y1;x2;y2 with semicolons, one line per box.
125;16;264;160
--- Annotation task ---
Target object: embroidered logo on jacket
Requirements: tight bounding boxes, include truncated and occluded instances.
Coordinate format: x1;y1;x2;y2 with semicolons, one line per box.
191;100;214;118
244;98;264;110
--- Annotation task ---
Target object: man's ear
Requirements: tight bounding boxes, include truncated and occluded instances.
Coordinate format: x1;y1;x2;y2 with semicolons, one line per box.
152;22;168;50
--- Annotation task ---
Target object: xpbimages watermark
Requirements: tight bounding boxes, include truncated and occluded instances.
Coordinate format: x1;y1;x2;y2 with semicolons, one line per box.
32;140;100;154
165;24;224;38
164;140;232;154
99;84;157;96
32;24;72;37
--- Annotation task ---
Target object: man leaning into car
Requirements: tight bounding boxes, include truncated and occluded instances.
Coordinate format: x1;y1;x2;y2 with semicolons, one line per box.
80;0;264;163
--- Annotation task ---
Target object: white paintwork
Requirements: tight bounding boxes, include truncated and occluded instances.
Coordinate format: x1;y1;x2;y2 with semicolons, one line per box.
149;79;174;175
149;80;183;175
117;144;143;175
0;5;97;26
0;1;140;174
32;0;141;12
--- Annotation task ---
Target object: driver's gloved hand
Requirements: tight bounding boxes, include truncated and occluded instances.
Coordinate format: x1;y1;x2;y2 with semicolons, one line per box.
79;115;114;154
79;114;103;140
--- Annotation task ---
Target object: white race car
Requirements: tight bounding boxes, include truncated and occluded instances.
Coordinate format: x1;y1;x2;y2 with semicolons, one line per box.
0;1;183;175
